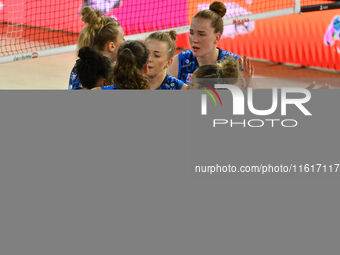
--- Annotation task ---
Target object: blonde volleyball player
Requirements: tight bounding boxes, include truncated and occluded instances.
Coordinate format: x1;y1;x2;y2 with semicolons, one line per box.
69;6;125;89
145;31;188;90
191;57;251;89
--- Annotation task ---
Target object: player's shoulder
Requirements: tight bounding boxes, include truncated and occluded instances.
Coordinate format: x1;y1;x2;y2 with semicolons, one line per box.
166;74;184;85
159;74;184;90
179;49;194;58
178;50;195;65
219;48;239;59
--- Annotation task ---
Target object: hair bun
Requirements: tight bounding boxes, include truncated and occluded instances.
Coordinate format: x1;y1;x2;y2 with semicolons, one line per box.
81;6;104;29
167;30;177;41
209;1;226;18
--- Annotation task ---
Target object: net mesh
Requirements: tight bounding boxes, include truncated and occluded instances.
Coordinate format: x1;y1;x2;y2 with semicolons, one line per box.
0;0;81;57
0;0;338;59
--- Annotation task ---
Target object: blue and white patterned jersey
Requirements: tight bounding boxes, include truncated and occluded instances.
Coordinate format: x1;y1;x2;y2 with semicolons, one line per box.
177;48;239;84
157;74;185;90
101;76;184;90
69;61;82;90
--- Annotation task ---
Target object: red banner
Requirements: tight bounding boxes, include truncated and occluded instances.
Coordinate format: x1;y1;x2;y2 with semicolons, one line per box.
1;0;339;70
184;0;340;70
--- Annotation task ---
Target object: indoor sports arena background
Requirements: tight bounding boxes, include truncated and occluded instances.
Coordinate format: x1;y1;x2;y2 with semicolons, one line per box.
0;0;339;70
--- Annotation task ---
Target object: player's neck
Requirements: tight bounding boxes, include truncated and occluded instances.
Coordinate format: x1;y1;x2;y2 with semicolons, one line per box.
148;71;167;90
100;50;113;61
197;48;219;66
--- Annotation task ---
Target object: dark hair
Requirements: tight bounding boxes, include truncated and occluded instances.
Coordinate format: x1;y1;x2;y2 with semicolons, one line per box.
76;46;113;89
193;1;226;34
78;6;121;51
145;30;177;58
113;40;150;89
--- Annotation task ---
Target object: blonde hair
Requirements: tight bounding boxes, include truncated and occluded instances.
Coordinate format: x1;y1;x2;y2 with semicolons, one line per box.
193;57;240;86
145;30;177;58
78;6;121;51
193;1;226;34
217;57;240;82
193;65;218;79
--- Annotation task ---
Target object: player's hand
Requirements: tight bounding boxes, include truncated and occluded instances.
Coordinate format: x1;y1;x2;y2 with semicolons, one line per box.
238;55;254;78
238;56;254;89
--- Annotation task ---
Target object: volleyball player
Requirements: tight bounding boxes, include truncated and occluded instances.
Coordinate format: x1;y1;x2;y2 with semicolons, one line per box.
168;1;253;84
69;6;125;90
145;31;188;90
76;47;114;89
100;40;150;89
191;56;251;89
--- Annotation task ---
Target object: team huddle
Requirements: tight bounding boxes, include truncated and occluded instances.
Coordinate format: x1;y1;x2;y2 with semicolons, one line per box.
69;1;254;90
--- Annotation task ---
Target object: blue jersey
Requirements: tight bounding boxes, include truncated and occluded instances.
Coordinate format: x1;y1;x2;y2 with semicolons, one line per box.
101;76;184;90
177;48;239;84
157;74;185;90
69;61;82;90
101;85;119;90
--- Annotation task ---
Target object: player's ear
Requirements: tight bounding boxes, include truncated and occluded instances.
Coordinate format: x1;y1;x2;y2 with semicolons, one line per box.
215;33;222;44
166;57;174;68
107;41;115;52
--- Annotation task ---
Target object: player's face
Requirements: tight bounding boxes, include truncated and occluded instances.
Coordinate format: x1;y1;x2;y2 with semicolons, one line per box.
112;26;125;61
145;39;171;78
189;17;221;57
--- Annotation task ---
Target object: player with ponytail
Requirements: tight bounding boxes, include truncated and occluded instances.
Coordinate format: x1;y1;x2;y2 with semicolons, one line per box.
101;40;150;89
